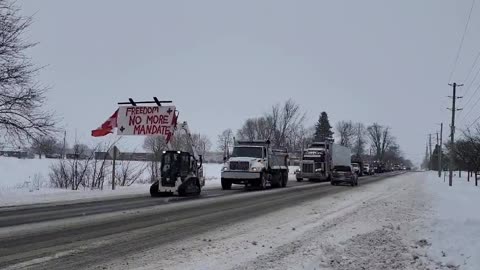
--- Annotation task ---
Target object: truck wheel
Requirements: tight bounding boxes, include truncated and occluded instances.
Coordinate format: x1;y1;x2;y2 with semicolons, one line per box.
260;172;267;190
296;178;303;182
281;172;288;187
221;178;232;190
150;181;160;197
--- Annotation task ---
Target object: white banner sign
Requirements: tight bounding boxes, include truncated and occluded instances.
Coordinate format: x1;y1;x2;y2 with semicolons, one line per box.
117;106;176;137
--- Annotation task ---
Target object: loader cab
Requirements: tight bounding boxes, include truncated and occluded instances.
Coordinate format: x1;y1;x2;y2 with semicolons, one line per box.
161;151;198;184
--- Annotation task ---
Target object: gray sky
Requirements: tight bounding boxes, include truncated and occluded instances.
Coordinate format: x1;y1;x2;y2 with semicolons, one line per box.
19;0;480;165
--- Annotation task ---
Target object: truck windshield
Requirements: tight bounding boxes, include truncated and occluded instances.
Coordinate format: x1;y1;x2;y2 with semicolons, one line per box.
232;147;263;158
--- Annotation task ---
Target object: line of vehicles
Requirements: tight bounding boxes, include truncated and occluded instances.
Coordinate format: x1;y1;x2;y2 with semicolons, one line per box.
150;131;408;197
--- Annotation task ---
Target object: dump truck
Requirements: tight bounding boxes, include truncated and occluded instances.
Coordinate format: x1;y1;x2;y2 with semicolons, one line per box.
221;140;289;190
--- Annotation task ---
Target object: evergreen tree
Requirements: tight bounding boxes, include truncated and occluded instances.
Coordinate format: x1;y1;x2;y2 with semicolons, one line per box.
313;112;334;142
429;145;448;171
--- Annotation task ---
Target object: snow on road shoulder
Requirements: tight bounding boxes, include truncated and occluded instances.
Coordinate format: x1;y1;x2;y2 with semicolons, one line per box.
102;172;453;270
419;172;480;270
0;157;223;207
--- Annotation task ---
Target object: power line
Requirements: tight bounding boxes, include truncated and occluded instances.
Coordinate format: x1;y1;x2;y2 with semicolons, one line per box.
458;82;480;124
463;49;480;88
466;112;480;129
448;0;476;83
461;62;480;100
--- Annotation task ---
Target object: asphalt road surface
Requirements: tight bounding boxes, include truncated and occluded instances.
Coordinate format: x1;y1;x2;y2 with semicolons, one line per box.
0;172;404;270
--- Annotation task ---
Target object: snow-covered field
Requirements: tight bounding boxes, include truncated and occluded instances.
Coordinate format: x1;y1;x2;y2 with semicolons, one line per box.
100;172;480;270
420;172;480;269
0;157;299;207
0;157;223;207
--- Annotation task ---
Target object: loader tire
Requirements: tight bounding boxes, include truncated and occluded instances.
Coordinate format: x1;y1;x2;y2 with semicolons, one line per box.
150;181;161;197
281;172;288;188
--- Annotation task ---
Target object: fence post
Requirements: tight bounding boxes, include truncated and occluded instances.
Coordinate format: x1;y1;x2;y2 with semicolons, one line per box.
459;170;462;178
476;171;478;187
468;171;470;182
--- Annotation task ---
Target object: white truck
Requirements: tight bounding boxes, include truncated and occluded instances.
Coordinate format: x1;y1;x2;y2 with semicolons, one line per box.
296;142;351;182
221;140;289;190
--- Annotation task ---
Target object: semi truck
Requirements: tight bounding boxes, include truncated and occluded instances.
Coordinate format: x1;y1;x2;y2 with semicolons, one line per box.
221;140;289;190
296;142;351;182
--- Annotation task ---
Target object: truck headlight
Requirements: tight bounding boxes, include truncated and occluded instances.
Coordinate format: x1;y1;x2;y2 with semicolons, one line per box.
250;167;262;172
222;166;228;171
315;168;323;172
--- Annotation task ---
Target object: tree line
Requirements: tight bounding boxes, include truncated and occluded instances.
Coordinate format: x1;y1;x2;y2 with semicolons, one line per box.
219;99;412;167
426;127;480;176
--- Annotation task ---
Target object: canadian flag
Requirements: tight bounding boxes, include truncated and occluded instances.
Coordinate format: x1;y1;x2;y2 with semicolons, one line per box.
91;109;119;137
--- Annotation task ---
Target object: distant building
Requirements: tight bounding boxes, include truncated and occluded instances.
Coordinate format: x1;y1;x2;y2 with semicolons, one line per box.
0;150;34;159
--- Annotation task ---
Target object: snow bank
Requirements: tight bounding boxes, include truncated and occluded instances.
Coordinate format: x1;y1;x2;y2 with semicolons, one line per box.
0;157;223;207
423;172;480;269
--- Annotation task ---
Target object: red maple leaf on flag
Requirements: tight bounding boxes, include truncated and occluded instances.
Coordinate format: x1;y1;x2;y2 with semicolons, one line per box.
91;109;119;137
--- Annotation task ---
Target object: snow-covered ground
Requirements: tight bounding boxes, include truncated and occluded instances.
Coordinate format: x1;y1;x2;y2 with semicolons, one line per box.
0;157;223;207
420;172;480;270
0;157;299;207
99;172;480;270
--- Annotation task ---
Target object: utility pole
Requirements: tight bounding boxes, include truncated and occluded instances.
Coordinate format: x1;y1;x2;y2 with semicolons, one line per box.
448;82;463;186
428;134;433;160
436;132;439;146
425;142;429;170
112;145;117;190
438;123;443;178
62;130;67;159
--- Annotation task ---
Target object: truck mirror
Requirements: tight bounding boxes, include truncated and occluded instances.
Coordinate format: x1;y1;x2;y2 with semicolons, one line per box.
223;156;227;162
199;155;203;167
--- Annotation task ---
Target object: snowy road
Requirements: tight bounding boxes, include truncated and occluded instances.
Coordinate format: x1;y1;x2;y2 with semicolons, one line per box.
0;180;312;227
0;172;405;270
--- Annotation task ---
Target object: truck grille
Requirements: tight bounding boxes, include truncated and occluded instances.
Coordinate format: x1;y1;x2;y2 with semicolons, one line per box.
302;163;314;173
230;161;250;171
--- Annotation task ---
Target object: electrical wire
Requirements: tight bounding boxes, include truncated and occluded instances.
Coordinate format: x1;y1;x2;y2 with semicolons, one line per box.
463;50;480;90
460;84;480;123
448;0;476;83
466;112;480;129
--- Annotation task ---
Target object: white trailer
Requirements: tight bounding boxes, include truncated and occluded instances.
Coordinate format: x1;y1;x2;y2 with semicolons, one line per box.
332;144;351;167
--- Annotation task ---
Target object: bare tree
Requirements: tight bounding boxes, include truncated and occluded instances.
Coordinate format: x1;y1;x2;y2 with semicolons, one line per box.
116;160;146;186
335;121;355;147
192;133;211;156
31;136;62;158
0;1;55;144
49;142;97;190
352;123;366;159
236;99;305;151
217;129;233;159
367;123;394;161
237;118;257;141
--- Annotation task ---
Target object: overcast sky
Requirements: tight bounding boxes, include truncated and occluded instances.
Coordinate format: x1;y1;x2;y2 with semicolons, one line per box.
19;0;480;165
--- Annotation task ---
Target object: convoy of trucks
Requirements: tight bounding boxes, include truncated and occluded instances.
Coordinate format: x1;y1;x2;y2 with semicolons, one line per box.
97;101;405;198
